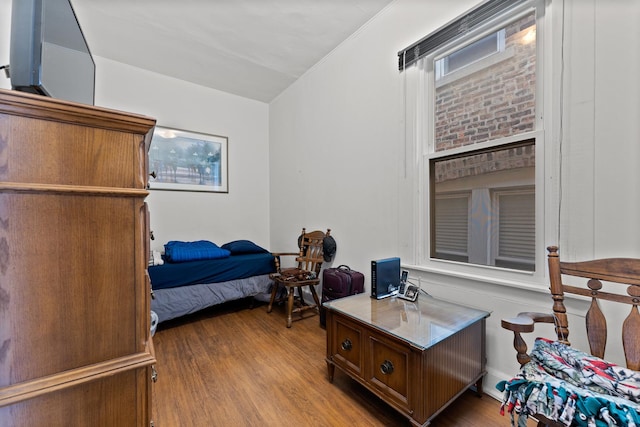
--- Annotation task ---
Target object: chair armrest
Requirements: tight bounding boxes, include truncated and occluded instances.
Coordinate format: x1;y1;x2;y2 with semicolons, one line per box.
271;252;301;272
501;312;555;333
501;312;556;366
270;252;300;257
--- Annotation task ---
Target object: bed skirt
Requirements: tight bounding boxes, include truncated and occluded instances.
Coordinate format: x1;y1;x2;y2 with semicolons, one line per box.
151;274;274;323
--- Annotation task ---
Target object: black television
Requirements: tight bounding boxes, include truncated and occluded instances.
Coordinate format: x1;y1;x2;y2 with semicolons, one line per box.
10;0;95;105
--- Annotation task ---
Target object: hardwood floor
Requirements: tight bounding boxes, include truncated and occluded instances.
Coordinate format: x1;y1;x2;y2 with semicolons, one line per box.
152;298;516;426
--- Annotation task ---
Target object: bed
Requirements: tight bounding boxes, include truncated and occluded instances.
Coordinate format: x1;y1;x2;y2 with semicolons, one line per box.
149;240;276;323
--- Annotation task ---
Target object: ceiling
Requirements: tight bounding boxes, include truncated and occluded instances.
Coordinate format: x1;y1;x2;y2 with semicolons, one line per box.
71;0;394;103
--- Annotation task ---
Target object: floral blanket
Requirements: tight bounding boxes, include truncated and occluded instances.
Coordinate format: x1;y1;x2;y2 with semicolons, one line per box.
497;338;640;426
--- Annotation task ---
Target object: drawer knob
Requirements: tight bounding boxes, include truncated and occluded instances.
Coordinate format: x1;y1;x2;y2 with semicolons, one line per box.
380;360;394;375
341;338;352;351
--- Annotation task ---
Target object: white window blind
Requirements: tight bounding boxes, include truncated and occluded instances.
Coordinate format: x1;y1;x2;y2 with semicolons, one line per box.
496;192;535;269
435;195;469;260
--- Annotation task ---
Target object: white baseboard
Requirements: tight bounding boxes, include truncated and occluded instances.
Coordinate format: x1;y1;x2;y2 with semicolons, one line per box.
484;368;514;402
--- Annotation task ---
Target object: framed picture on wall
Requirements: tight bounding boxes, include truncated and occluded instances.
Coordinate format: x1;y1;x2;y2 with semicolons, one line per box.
148;126;228;193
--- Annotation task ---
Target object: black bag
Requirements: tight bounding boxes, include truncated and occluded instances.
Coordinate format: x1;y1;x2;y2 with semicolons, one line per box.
320;265;364;327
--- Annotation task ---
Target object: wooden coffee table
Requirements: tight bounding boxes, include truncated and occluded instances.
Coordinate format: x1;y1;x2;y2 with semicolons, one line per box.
325;292;490;426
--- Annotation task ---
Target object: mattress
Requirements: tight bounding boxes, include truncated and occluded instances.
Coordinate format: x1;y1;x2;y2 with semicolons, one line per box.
148;252;276;290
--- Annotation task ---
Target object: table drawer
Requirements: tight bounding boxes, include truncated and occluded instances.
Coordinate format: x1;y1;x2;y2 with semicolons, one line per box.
331;317;363;377
367;334;412;411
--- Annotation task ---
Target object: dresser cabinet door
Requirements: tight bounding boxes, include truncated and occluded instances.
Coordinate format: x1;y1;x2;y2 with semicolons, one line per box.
0;193;141;382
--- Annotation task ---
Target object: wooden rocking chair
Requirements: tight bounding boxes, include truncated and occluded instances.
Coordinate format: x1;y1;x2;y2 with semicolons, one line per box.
500;246;640;426
267;228;329;328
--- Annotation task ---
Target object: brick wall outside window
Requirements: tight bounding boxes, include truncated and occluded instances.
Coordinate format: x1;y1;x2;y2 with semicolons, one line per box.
434;14;536;183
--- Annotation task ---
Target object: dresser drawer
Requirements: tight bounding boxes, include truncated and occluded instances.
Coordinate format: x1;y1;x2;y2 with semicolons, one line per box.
0;367;151;426
0;114;145;189
367;334;413;411
331;317;363;377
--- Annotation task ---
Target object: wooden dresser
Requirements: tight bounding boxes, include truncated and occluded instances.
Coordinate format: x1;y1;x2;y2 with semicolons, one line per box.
0;90;157;426
325;293;490;426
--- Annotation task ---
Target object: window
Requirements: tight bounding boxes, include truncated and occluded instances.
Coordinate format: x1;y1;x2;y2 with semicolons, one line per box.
435;30;505;81
431;141;536;270
427;7;540;271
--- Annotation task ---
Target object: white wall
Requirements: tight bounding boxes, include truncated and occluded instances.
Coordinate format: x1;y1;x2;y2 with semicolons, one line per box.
269;0;640;401
93;57;271;252
560;0;640;259
269;0;480;259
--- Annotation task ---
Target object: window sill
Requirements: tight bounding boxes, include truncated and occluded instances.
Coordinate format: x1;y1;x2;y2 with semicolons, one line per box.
401;261;549;295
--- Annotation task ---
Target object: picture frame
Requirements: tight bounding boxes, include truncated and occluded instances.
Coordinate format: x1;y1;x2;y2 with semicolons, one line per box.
148;126;228;193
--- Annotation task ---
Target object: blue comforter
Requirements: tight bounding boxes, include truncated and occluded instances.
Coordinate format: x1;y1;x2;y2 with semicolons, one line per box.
148;252;276;290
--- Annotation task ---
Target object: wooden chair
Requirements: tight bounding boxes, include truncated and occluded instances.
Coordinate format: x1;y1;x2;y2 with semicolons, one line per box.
501;246;640;426
267;228;329;328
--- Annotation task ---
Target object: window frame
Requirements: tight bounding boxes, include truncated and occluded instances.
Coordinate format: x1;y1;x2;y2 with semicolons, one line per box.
418;1;547;276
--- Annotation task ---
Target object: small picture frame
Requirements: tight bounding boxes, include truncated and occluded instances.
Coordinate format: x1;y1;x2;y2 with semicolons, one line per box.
148;126;228;193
